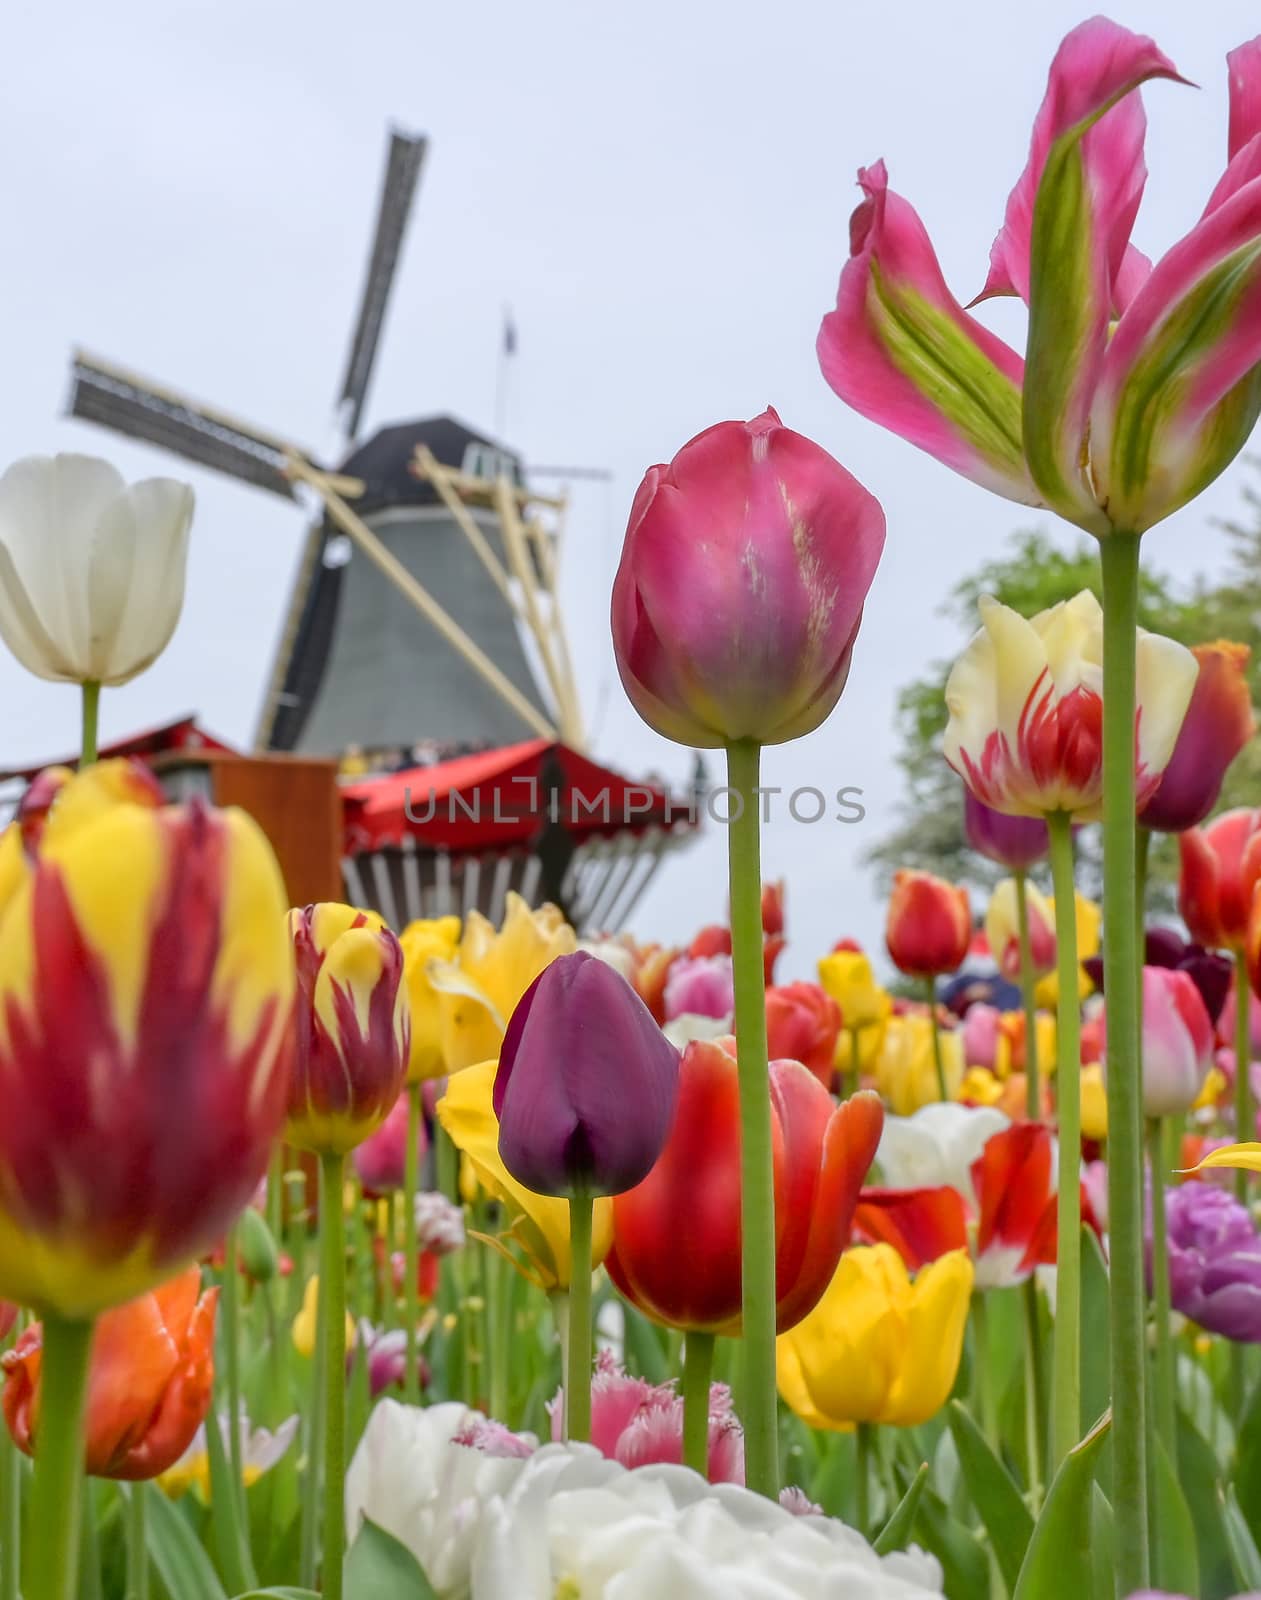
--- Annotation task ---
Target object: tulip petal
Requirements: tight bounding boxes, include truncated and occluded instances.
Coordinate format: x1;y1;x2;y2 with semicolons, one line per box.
818;162;1037;508
1018;20;1184;531
852;1185;969;1270
1230;38;1261;161
1181;1140;1261;1174
1093;171;1261;533
85;479;192;686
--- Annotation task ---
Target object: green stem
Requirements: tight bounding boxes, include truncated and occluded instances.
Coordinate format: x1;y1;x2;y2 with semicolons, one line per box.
404;1082;422;1401
80;681;100;768
972;1292;999;1449
1047;810;1081;1467
489;1244;512;1424
925;979;948;1101
298;1258;325;1591
267;1142;284;1248
566;1193;593;1442
724;739;779;1498
127;1483;149;1600
221;1225;245;1508
1013;869;1041;1117
1100;531;1149;1591
319;1153;348;1600
550;1292;571;1427
855;1423;872;1536
1148;1118;1176;1463
79;1481;102;1600
682;1332;716;1477
1021;1277;1044;1511
27;1313;93;1600
0;1328;20;1600
1235;951;1253;1201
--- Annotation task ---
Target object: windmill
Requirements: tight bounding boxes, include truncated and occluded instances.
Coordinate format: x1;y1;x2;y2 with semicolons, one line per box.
63;128;695;931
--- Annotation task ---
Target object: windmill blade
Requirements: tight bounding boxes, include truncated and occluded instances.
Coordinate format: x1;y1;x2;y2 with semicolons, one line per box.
338;128;429;444
67;350;310;498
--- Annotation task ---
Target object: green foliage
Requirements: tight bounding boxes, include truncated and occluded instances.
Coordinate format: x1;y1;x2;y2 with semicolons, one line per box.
865;471;1261;907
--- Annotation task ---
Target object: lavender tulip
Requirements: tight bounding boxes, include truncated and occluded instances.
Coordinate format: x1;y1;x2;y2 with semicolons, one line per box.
1152;1182;1261;1343
963;790;1049;871
494;952;680;1198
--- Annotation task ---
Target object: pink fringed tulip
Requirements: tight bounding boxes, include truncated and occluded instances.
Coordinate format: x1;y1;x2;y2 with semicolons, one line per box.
819;18;1261;539
1140;642;1256;833
493;951;680;1197
610;409;885;747
963;791;1048;871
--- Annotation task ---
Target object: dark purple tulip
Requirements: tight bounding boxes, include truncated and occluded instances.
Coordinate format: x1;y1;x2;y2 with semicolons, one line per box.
962;790;1049;871
1085;927;1233;1026
1150;1181;1261;1343
494;952;680;1197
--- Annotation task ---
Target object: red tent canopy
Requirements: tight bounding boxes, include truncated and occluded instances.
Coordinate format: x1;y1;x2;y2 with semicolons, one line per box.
341;739;692;855
0;715;237;782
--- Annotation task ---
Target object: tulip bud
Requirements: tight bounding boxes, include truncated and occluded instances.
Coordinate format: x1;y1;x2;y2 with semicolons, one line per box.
0;453;194;687
237;1208;279;1285
962;790;1049;871
984;878;1056;982
0;800;295;1318
761;982;843;1088
493;952;680;1197
611;408;886;748
1180;810;1261;955
2;1266;216;1479
886;870;971;979
286;904;410;1155
1140;643;1255;833
817;947;891;1034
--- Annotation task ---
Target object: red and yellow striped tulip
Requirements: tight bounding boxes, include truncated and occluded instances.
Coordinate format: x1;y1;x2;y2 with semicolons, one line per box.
286;903;410;1154
0;800;295;1318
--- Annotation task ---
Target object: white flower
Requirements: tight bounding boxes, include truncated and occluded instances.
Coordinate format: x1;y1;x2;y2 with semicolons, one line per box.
414;1190;466;1255
0;453;193;685
876;1102;1009;1205
577;937;637;981
159;1410;298;1499
662;1013;731;1050
345;1401;944;1599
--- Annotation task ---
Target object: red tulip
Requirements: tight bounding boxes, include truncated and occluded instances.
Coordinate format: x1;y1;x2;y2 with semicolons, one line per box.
762;983;843;1089
886;870;971;979
2;1265;216;1479
1141;642;1255;833
0;1304;14;1343
607;1036;883;1334
1179;809;1261;953
611;409;885;748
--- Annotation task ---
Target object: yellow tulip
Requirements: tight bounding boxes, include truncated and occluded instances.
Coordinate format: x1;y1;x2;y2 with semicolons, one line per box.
956;1066;1005;1107
985;877;1056;981
436;1059;611;1291
834;1016;889;1077
1081;1065;1108;1141
777;1244;973;1429
817;950;892;1033
428;893;576;1073
399;915;462;1081
873;1014;963;1114
1035;891;1101;1008
292;1274;356;1359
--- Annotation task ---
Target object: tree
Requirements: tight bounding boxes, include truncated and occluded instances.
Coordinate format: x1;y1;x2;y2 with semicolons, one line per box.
864;477;1261;907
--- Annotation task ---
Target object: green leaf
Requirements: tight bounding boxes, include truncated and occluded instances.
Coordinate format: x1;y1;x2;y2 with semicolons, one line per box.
621;1303;670;1386
1176;1413;1236;1599
1150;1431;1199;1597
896;1462;988;1600
1079;1229;1111;1437
346;1518;437;1599
1089;1484;1115;1600
231;1591;320;1598
946;1400;1034;1592
203;1406;259;1594
143;1487;229;1600
873;1463;929;1555
1221;1483;1261;1590
1013;1410;1111;1600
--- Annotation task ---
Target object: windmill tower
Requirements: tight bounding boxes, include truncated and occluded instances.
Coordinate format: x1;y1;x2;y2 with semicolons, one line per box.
66;128;583;763
62;128;696;932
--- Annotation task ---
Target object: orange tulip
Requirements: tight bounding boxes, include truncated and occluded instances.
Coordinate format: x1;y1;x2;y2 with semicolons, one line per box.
2;1265;216;1479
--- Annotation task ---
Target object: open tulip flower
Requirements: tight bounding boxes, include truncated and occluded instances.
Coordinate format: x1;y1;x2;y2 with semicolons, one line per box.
607;1036;884;1334
777;1243;973;1430
286;903;410;1156
437;1059;613;1292
1180;809;1261;954
0;453;193;687
2;1265;216;1478
398;915;461;1081
0;795;295;1318
944;592;1196;820
1140;642;1255;833
428;892;575;1073
761;981;843;1089
986;877;1056;982
610;408;886;748
885;870;971;979
819;19;1261;543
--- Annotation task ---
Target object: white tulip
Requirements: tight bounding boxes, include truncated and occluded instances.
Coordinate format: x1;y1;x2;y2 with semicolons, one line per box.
876;1102;1010;1205
0;453;193;685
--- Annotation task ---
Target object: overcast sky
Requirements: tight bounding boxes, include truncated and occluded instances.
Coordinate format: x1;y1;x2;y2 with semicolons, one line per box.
5;0;1259;977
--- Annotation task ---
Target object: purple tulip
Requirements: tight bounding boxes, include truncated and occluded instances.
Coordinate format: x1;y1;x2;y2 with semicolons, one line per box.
1151;1181;1261;1342
1086;927;1232;1026
962;790;1049;871
494;952;680;1197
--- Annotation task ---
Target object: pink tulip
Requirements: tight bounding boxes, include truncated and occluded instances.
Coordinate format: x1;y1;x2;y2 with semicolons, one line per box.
546;1351;745;1484
1104;966;1215;1118
352;1092;427;1197
819;18;1261;538
1218;982;1261;1055
962;1004;1002;1071
663;953;735;1023
611;409;885;748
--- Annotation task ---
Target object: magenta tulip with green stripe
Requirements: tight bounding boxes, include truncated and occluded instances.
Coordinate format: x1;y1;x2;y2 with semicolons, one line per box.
610;409;885;749
819;17;1261;539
